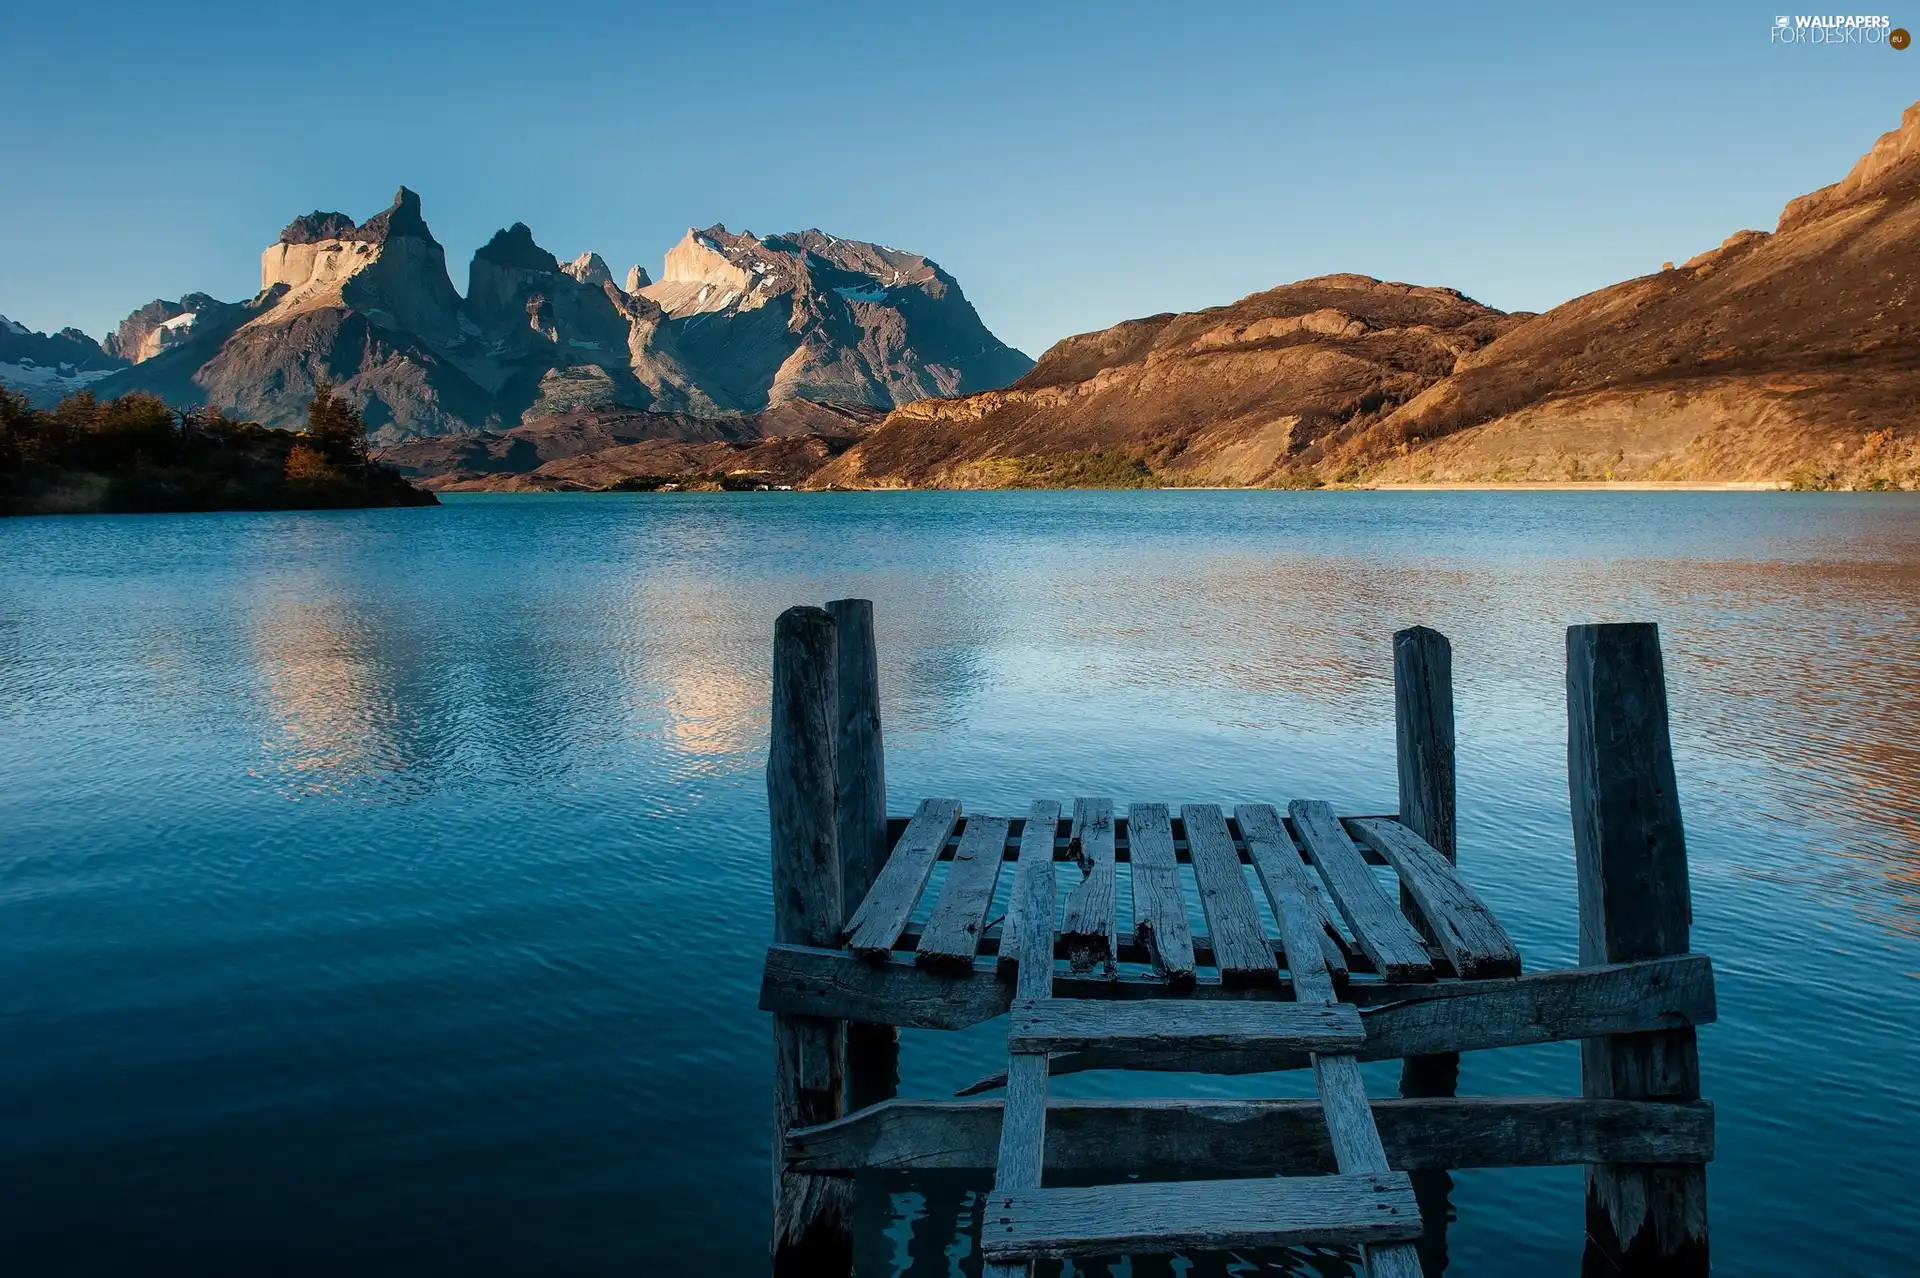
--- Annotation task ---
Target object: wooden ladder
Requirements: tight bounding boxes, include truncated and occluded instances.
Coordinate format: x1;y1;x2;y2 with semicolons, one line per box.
980;845;1423;1277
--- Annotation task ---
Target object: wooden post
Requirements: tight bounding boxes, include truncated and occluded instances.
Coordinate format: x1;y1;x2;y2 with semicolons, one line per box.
1567;623;1707;1277
768;605;853;1275
1392;625;1457;1275
827;597;898;1111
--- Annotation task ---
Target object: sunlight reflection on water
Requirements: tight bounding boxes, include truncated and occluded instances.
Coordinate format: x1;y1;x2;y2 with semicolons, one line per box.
0;491;1915;1276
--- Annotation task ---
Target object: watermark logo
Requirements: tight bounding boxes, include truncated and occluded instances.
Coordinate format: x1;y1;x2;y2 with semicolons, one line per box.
1769;14;1908;45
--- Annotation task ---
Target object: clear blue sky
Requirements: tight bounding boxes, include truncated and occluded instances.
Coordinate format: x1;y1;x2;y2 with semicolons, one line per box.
2;1;1915;357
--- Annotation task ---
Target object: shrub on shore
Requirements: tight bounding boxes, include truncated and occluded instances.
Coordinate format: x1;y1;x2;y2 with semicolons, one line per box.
0;385;437;515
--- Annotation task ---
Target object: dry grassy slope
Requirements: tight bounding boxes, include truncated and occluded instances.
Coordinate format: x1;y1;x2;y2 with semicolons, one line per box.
377;399;884;489
810;275;1520;488
434;433;852;492
816;102;1920;491
1347;103;1920;487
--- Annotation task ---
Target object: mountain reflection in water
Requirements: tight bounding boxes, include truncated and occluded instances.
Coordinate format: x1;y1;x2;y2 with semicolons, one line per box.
0;491;1914;1277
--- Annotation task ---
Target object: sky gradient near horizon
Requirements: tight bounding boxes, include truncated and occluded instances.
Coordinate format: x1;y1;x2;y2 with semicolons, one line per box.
3;1;1916;358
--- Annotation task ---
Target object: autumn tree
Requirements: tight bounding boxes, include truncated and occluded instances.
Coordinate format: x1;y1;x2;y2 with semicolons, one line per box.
306;382;370;470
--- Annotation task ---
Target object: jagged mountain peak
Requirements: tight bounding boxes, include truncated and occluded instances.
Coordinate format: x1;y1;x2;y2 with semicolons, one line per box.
357;186;436;246
474;222;561;274
0;313;126;406
274;187;437;249
563;252;614;289
279;210;359;245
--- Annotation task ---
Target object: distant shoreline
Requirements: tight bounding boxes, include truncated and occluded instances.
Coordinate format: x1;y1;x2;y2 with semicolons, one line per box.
1356;480;1796;492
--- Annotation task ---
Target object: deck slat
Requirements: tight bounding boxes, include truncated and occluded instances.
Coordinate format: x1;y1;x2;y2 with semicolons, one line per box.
1274;881;1425;1278
844;798;963;959
1008;996;1363;1054
1180;803;1276;984
914;816;1012;971
1058;798;1117;974
1289;800;1433;982
1346;816;1521;979
998;801;1062;980
1125;804;1197;986
981;1172;1420;1260
986;802;1060;1278
1237;803;1351;981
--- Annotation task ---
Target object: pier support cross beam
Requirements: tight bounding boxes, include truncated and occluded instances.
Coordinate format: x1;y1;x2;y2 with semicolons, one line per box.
1393;624;1458;1274
1568;623;1707;1277
768;606;853;1275
826;598;898;1111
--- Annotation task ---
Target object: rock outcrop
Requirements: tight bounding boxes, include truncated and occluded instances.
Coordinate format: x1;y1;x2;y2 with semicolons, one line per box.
50;191;1029;444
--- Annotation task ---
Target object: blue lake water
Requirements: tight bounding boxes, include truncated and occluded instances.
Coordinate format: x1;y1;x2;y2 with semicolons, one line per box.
2;490;1917;1276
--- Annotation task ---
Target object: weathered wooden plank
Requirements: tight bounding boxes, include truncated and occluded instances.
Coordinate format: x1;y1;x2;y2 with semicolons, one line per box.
1568;622;1707;1278
1314;1054;1423;1278
1236;803;1350;980
991;1052;1050;1191
1347;817;1520;980
997;801;1061;980
1058;798;1116;974
767;605;851;1273
761;942;1714;1041
1124;803;1196;985
1268;882;1338;1006
786;1095;1718;1176
1180;803;1276;983
951;953;1717;1087
1274;873;1423;1278
914;816;1011;971
981;1173;1420;1260
985;808;1058;1278
1290;799;1433;982
1007;997;1363;1055
842;798;962;959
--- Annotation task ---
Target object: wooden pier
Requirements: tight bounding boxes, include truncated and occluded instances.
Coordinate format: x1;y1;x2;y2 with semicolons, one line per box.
758;604;1714;1276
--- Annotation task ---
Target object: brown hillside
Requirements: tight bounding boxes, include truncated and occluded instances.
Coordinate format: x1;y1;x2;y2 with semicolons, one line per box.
816;101;1920;491
809;275;1521;488
1352;102;1920;487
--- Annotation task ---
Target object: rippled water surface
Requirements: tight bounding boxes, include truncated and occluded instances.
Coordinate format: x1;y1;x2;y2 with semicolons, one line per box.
2;491;1916;1276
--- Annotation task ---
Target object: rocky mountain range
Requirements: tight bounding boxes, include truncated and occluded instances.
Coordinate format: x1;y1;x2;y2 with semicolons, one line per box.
0;190;1032;443
10;101;1920;490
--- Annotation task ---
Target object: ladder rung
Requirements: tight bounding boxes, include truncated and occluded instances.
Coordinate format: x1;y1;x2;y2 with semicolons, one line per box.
980;1171;1419;1260
1007;996;1363;1054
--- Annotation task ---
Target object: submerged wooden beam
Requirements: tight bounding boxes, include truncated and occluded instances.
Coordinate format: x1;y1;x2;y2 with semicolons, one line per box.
788;1095;1716;1177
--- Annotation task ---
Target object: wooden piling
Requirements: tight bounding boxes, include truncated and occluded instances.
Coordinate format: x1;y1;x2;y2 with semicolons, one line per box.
768;605;853;1275
827;598;898;1111
1392;624;1458;1275
1567;623;1707;1277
